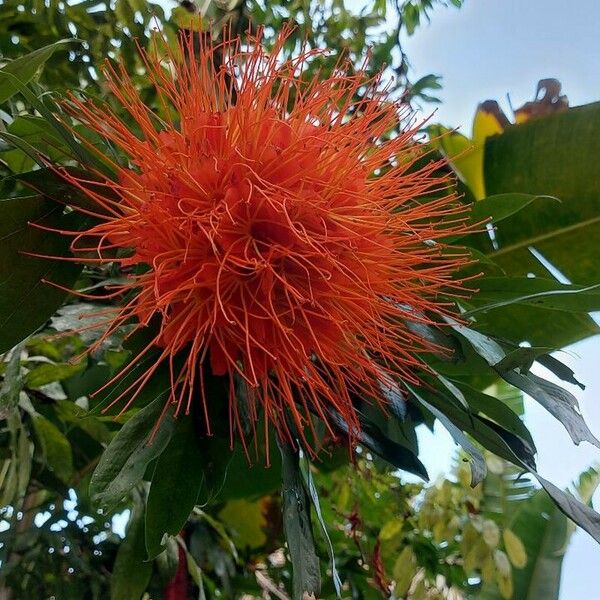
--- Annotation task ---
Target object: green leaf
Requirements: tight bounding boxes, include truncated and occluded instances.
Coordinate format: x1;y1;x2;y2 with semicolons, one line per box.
0;40;74;104
325;404;429;480
89;395;176;510
484;102;600;284
278;439;321;600
412;384;536;470
408;383;487;487
54;400;112;444
0;116;70;173
468;277;600;314
502;371;600;450
452;381;535;451
537;354;585;390
2;167;111;216
31;413;73;483
111;491;152;600
0;343;24;418
464;276;600;352
476;103;600;347
493;346;553;374
25;360;87;388
471;410;600;545
467;193;559;226
482;110;594;262
444;317;505;366
0;73;114;175
302;459;342;597
145;416;205;559
0;195;83;354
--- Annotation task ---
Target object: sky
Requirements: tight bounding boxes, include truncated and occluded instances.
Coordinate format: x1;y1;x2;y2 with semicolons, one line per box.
399;1;600;597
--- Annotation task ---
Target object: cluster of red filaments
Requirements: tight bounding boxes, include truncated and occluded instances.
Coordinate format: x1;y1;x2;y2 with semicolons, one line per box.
49;27;472;458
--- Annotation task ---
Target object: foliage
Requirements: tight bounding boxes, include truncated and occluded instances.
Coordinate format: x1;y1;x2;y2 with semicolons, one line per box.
1;1;599;600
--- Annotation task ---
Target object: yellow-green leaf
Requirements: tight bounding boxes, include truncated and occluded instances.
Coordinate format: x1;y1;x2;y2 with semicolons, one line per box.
218;499;267;549
503;528;528;569
379;519;403;541
393;546;417;597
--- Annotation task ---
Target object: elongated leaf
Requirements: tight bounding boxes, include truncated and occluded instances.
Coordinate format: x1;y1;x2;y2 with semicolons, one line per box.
453;381;535;451
536;354;585;390
302;459;342;597
451;320;599;450
411;385;536;470
90;395;175;510
0;40;73;103
145;416;205;559
444;317;505;366
408;384;486;487
0;116;67;173
2;167;111;216
493;346;553;374
475;413;600;544
468;277;600;315
502;371;600;449
0;131;47;168
506;469;599;600
1;73;113;175
324;404;428;480
278;440;320;600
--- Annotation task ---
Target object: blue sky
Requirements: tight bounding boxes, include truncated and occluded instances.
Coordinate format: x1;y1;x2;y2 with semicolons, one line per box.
401;1;600;597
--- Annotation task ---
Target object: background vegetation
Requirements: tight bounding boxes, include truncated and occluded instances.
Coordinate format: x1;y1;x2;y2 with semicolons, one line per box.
1;1;599;599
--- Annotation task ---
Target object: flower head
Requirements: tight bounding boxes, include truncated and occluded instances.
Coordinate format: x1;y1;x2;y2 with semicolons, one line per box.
51;26;472;458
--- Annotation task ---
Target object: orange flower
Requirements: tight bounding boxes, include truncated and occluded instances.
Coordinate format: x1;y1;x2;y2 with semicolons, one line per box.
48;26;472;459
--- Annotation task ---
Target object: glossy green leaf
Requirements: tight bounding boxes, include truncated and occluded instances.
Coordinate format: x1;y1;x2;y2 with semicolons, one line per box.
25;360;87;388
325;404;429;480
0;116;69;173
1;73;113;175
537;354;585;390
493;346;553;374
472;103;600;347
